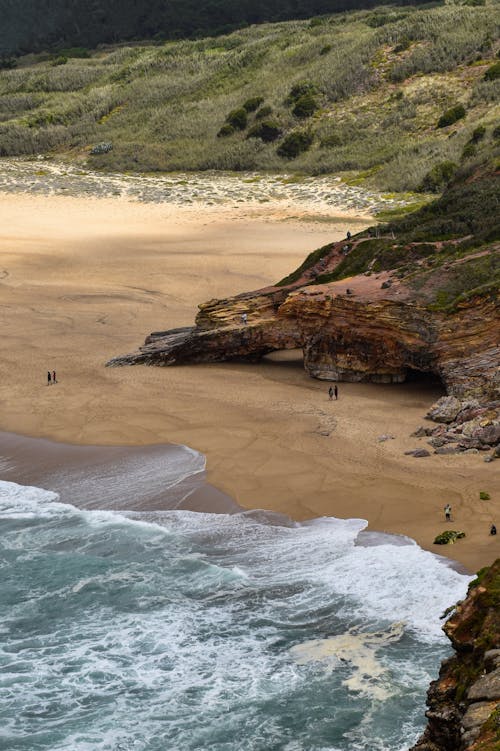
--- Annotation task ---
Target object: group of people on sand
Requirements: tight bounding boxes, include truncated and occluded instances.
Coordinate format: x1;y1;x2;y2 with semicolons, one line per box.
47;370;57;385
444;503;496;536
328;385;338;400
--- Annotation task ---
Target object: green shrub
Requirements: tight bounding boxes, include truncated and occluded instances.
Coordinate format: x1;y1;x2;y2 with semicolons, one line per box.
292;93;319;119
319;45;332;56
434;531;466;545
225;108;247;130
461;143;476;160
479;491;491;500
242;96;264;113
437;104;466;128
276;242;334;286
255;105;272;120
287;81;317;104
484;61;500;81
277;130;313;158
471;125;486;142
420;161;457;193
394;36;411;54
493;125;500;140
51;56;68;66
246;120;281;142
0;57;17;70
217;123;235;137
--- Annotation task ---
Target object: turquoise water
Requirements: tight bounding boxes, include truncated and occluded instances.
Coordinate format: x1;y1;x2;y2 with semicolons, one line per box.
0;467;470;751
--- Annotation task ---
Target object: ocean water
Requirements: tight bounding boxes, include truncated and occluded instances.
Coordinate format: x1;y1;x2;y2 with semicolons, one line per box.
0;445;471;751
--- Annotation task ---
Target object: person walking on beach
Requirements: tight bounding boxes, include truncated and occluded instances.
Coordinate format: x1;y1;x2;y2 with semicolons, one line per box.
444;504;452;522
346;230;351;241
334;385;338;400
328;386;334;400
241;313;248;325
490;524;497;536
47;371;51;386
52;370;57;384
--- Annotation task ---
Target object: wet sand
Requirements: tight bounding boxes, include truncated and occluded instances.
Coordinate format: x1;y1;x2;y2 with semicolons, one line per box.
0;190;498;573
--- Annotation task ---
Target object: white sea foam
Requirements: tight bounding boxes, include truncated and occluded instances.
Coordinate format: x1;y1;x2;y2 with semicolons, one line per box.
0;479;472;751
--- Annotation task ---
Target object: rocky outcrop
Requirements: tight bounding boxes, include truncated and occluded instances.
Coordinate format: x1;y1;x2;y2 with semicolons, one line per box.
409;560;500;751
412;398;500;461
108;236;500;405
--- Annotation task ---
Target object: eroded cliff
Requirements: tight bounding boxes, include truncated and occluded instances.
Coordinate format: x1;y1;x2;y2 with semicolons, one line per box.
108;236;499;396
108;174;500;449
410;560;500;751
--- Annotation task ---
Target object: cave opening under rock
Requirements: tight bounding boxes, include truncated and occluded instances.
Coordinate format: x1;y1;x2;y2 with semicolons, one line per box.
405;368;445;389
262;348;305;369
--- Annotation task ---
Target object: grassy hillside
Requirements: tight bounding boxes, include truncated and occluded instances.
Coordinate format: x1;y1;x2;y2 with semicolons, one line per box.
0;0;432;56
277;168;500;312
0;3;499;192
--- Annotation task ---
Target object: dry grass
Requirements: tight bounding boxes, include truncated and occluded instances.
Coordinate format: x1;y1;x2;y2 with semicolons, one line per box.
0;3;499;190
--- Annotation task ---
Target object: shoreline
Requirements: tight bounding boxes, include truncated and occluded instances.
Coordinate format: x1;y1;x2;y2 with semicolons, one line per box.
0;430;239;515
0;429;472;577
0;189;498;573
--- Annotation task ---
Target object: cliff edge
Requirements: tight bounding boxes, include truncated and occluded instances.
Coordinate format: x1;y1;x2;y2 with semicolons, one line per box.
108;174;499;453
410;559;500;751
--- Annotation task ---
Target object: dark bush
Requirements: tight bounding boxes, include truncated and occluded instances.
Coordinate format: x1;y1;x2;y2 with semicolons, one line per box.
470;125;486;143
225;108;248;130
493;125;500;140
287;82;317;104
277;130;313;158
0;57;17;70
319;45;332;56
246;120;281;142
484;61;500;81
461;143;476;160
394;36;411;54
437;104;466;129
51;56;68;66
217;123;235;137
242;96;264;113
420;161;457;193
255;105;273;120
292;93;319;118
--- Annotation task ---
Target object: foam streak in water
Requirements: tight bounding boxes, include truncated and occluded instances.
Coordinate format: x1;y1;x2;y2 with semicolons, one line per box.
0;480;471;751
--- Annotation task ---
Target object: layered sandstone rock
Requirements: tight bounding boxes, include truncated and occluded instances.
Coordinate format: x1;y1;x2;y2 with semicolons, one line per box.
108;237;500;408
409;560;500;751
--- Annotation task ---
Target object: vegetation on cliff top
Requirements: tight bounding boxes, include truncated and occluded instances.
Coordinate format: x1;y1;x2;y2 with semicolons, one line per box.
277;167;500;312
451;559;500;688
0;2;499;192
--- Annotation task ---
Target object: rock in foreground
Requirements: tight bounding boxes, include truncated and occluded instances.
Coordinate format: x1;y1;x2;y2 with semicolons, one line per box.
409;560;500;751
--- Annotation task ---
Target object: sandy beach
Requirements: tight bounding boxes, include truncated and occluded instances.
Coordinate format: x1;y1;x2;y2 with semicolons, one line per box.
0;187;498;573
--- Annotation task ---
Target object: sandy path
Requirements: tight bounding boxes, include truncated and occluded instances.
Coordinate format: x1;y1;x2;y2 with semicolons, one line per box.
0;191;498;573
